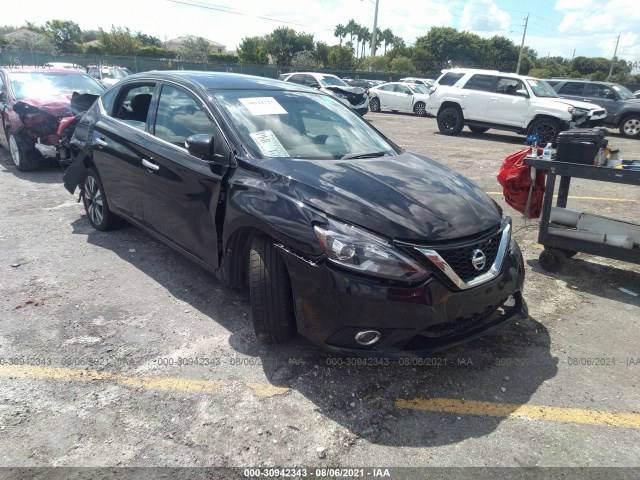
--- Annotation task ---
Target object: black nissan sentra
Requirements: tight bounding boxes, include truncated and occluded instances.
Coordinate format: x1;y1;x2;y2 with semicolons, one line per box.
64;71;527;357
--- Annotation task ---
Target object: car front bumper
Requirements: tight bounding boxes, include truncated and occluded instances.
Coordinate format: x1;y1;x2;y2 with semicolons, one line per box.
278;239;527;358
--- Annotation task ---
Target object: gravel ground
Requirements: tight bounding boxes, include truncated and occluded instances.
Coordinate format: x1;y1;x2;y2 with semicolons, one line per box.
0;114;639;477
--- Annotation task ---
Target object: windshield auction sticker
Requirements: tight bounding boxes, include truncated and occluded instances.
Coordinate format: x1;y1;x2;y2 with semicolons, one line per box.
239;97;287;115
250;130;289;157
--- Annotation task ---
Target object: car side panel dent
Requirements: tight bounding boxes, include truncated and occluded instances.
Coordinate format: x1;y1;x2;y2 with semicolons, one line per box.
221;169;327;259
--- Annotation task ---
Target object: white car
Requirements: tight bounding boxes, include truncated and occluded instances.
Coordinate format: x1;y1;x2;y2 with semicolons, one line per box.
369;82;432;116
426;68;607;144
43;62;85;72
279;72;369;115
400;77;434;88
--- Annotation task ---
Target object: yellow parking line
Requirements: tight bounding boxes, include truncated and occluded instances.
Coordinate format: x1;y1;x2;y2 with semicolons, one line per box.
0;364;228;393
486;191;638;203
396;397;640;429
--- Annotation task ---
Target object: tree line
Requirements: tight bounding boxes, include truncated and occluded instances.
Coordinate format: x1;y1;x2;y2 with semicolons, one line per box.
1;19;637;83
0;20;238;63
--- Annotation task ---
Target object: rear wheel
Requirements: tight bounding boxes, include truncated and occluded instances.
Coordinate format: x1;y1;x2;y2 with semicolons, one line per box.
8;133;38;171
413;102;427;117
619;114;640;138
469;126;489;134
249;234;296;343
528;118;560;145
437;107;464;135
369;97;381;112
82;168;124;231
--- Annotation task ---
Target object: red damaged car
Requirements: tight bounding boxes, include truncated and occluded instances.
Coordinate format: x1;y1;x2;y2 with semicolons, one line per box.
0;67;104;171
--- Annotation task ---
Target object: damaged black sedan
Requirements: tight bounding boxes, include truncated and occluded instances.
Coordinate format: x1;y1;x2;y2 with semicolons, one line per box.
0;67;104;171
64;71;527;357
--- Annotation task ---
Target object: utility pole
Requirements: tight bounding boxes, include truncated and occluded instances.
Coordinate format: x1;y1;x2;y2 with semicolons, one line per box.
516;14;528;74
571;48;575;60
370;0;380;57
607;34;620;80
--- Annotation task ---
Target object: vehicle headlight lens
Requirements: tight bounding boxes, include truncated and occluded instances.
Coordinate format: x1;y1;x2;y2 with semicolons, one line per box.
314;219;430;282
332;91;348;99
572;107;589;117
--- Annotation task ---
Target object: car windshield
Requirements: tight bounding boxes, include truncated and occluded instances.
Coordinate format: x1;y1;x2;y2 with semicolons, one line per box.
612;85;635;100
102;69;131;79
408;84;430;94
9;72;104;100
319;75;348;87
527;79;557;98
213;89;397;160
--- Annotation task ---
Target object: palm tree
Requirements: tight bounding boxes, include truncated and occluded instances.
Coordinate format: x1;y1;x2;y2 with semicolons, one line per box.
334;24;346;45
346;19;358;46
381;28;393;55
359;26;370;58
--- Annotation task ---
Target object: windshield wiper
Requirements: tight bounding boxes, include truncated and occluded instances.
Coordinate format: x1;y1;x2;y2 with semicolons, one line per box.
341;151;388;160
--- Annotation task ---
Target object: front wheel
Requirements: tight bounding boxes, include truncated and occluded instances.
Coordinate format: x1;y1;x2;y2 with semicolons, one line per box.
528;118;560;145
369;97;381;112
249;234;296;344
413;102;427;117
619;115;640;138
8;133;38;171
437;107;464;135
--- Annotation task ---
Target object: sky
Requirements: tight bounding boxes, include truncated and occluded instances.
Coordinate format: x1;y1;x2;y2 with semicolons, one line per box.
3;0;639;66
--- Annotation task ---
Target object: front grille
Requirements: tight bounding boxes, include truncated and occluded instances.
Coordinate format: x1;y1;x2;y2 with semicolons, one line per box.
435;230;502;282
347;93;364;106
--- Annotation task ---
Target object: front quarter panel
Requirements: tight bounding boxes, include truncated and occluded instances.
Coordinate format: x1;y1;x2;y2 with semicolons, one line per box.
222;163;326;258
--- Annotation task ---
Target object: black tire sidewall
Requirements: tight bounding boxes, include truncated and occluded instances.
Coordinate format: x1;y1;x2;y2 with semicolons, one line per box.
437;107;464;135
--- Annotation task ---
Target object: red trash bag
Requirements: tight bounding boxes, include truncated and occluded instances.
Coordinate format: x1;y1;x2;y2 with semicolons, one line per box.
497;147;546;219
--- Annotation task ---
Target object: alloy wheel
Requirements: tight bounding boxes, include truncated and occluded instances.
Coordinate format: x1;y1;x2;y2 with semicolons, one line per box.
623;118;640;137
9;135;20;167
84;175;104;226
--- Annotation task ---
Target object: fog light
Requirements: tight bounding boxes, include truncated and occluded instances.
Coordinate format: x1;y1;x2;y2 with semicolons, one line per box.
354;330;381;346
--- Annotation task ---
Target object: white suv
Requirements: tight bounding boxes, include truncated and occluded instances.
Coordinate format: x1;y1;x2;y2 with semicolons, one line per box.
425;68;607;144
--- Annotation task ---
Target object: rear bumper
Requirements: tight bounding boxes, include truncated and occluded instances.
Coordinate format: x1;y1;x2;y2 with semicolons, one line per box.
279;239;527;358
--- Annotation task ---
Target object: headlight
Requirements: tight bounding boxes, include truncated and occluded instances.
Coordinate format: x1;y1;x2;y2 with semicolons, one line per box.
332;91;348;99
313;219;430;282
572;107;589;117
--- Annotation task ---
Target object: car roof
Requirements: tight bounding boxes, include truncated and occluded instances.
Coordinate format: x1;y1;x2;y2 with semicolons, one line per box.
123;70;315;92
1;66;86;74
549;78;618;86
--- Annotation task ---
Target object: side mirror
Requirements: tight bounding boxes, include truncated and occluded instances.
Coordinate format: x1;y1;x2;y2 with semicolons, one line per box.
515;89;529;97
605;92;616;100
186;133;228;165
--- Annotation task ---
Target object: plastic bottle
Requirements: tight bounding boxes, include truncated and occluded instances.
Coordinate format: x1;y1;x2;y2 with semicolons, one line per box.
542;142;553;160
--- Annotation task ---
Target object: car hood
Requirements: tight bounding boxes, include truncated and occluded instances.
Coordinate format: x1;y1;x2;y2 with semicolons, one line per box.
541;97;603;111
13;94;73;118
253;152;501;242
322;85;366;95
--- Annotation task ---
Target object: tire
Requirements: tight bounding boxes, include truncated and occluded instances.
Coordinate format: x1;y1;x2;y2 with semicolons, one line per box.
413;102;427;117
539;248;567;273
82;168;124;231
369;97;381;112
558;248;577;258
249;234;296;344
527;118;560;145
8;132;39;171
469;126;489;134
437;106;464;135
619;114;640;138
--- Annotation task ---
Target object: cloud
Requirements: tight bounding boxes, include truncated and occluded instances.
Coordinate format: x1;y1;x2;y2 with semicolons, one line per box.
460;0;511;34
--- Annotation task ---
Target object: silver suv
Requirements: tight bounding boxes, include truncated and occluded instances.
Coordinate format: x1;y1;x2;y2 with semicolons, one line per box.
426;68;607;144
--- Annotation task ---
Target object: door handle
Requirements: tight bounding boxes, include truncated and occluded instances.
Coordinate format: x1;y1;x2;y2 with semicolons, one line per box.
142;158;159;171
95;138;108;148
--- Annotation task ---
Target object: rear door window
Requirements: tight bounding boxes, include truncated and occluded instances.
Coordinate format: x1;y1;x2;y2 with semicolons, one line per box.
558;82;585;96
438;72;464;86
113;84;156;130
463;74;497;92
